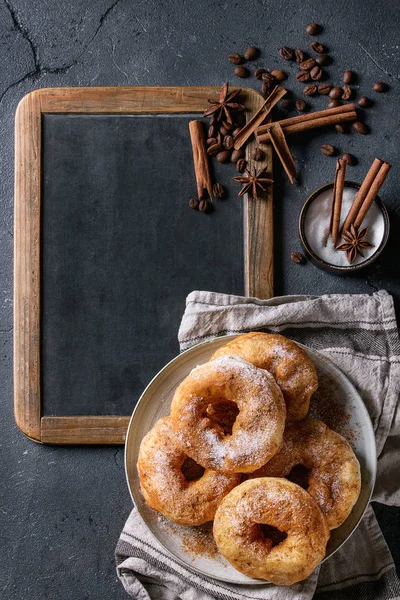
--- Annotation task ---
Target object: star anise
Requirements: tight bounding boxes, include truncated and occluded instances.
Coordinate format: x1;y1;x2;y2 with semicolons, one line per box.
204;82;245;125
336;224;374;264
232;167;273;200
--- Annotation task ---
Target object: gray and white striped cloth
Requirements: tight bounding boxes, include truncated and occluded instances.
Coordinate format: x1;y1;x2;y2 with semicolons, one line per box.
116;290;400;600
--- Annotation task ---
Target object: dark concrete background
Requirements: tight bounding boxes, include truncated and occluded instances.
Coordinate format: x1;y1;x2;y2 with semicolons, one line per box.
0;1;399;598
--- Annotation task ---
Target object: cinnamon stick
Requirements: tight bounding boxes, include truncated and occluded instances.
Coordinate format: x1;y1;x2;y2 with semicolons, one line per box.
353;161;391;228
189;120;213;200
233;86;287;150
330;158;346;246
268;123;296;184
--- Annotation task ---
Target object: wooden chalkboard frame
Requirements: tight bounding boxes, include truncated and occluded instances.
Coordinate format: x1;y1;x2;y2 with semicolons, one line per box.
14;86;273;444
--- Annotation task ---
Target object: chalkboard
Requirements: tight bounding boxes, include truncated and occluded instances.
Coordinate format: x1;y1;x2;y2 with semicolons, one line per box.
14;87;272;443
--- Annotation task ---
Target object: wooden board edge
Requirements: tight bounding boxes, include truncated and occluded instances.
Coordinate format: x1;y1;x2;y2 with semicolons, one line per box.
243;89;274;299
14;90;42;442
41;416;131;444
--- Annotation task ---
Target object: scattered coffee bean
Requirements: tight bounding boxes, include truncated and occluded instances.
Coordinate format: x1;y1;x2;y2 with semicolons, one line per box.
189;197;199;210
318;83;331;95
373;81;388;93
306;23;322;35
221;120;233;131
281;99;294;110
328;99;341;108
232;127;242;137
271;69;287;81
343;70;354;84
335;123;347;134
207;143;222;156
295;99;307;112
213;183;225;199
303;84;317;96
261;81;274;96
236;158;247;172
208;124;217;138
352;121;369;134
358;96;372;108
254;68;267;80
296;70;310;82
310;41;325;53
315;53;331;66
223;135;234;150
279;46;294;60
244;46;260;61
262;71;275;83
291;251;305;264
231;148;245;163
219;126;229;136
252;148;265;161
310;66;322;80
206;137;217;146
198;199;209;213
295;49;306;62
234;66;250;78
342;153;356;165
342;85;352;100
216;150;231;163
229;53;244;65
329;86;343;99
300;57;316;70
321;144;337;156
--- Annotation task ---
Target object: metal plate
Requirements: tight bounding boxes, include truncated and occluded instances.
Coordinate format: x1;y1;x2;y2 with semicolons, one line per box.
125;335;377;584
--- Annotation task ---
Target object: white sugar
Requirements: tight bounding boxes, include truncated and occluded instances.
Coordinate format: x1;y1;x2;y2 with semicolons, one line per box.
304;187;385;267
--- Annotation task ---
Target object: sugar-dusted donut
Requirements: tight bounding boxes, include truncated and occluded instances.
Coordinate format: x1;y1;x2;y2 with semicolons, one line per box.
137;417;241;526
170;355;286;473
213;477;330;585
211;332;318;422
250;420;361;529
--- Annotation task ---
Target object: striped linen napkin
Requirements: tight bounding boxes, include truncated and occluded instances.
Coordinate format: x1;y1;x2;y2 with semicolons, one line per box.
116;290;400;600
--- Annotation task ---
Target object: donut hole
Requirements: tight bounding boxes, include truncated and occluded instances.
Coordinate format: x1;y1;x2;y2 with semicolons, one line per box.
286;464;310;490
181;457;205;481
253;523;288;547
205;399;239;435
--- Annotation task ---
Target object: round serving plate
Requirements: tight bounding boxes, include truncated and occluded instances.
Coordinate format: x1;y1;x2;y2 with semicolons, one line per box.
125;334;376;585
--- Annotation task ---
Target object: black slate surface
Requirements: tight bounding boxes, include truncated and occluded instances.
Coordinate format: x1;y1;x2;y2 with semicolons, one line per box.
1;1;399;598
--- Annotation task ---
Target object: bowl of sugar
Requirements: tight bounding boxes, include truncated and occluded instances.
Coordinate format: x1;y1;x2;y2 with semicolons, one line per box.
299;181;389;274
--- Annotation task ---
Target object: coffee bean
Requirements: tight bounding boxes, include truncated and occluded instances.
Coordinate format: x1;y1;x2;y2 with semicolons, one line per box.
234;111;246;127
234;66;250;78
342;85;352;100
261;81;274;96
236;158;247;172
352;121;369;134
335;123;347;134
254;68;267;80
229;53;244;65
310;66;322;80
223;135;234;150
219;126;229;136
316;55;331;68
231;149;245;163
303;84;317;96
329;86;343;99
291;251;305;264
295;49;306;62
221;120;233;131
206;137;217;146
262;71;275;83
295;99;307;112
208;124;217;138
310;41;325;53
207;143;222;156
306;23;322;35
252;148;265;161
343;70;354;84
279;46;294;60
189;197;199;210
296;70;310;82
358;96;372;108
321;144;337;156
328;99;341;108
373;81;388;93
281;99;294;110
232;127;242;137
300;57;316;70
342;153;356;165
318;83;331;95
216;150;231;163
244;46;260;61
199;199;209;213
213;183;225;199
271;69;287;81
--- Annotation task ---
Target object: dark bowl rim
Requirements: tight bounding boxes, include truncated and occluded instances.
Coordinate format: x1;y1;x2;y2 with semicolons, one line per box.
299;180;390;272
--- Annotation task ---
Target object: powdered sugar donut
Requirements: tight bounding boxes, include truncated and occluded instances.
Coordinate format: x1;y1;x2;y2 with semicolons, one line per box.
137;417;240;526
250;420;361;529
170;355;286;473
211;332;318;422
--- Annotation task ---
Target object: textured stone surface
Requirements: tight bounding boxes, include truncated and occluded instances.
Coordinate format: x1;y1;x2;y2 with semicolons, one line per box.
0;0;399;598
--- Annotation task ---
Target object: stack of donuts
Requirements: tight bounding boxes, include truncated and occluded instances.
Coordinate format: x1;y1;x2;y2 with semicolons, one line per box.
137;332;362;586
